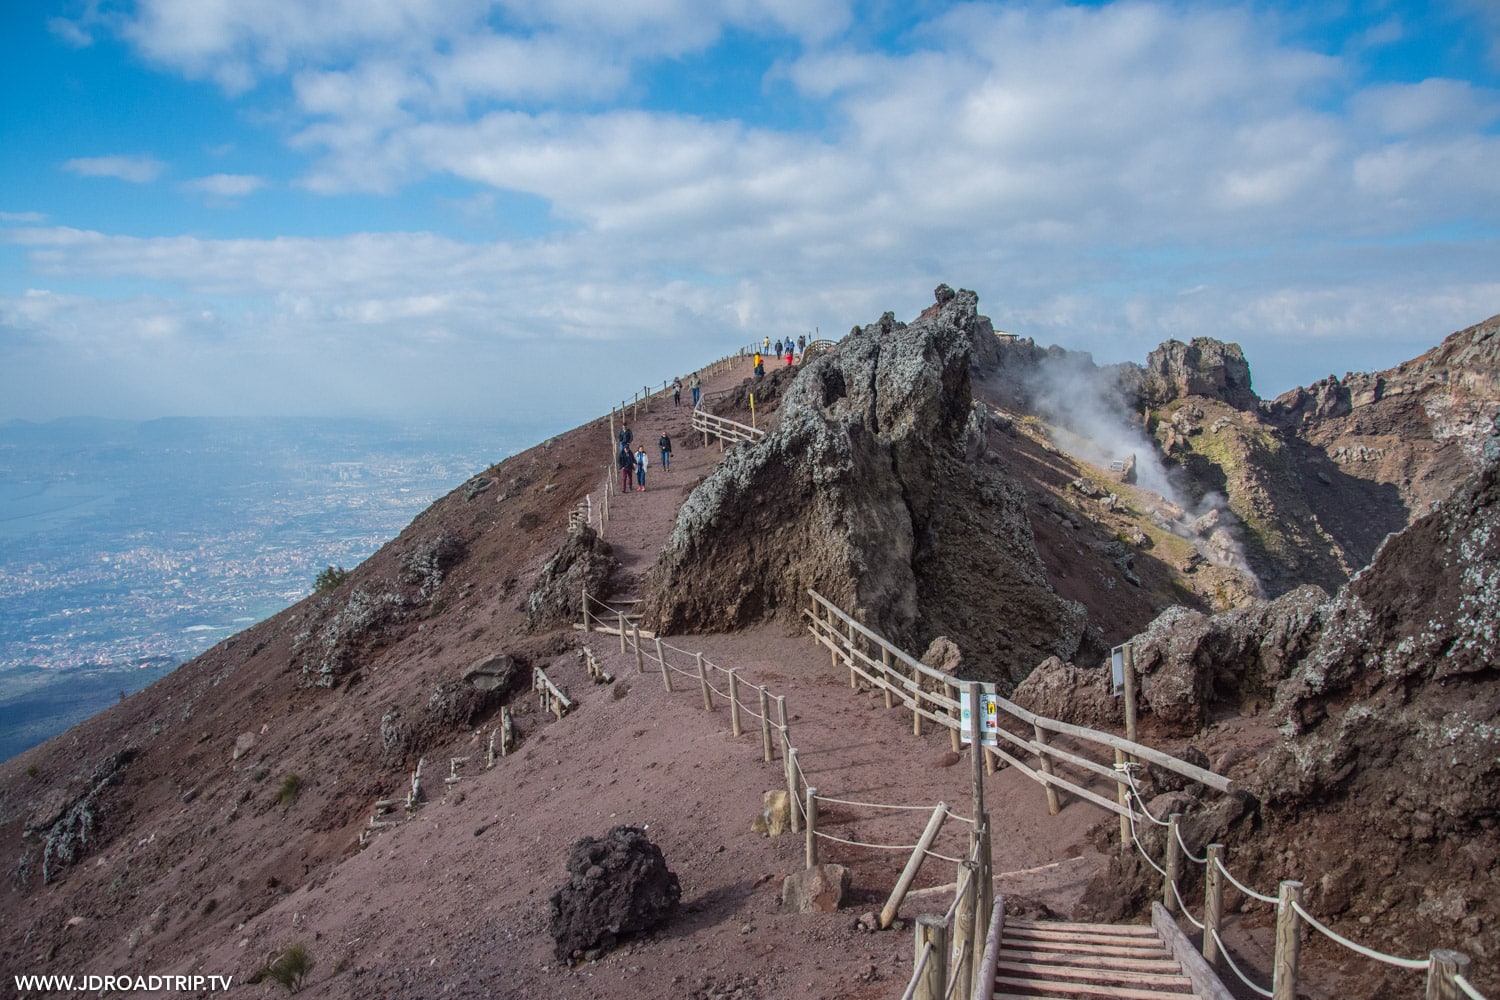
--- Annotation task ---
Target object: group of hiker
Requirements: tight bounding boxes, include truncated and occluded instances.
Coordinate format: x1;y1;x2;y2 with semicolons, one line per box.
616;424;670;492
617;338;806;489
753;334;806;379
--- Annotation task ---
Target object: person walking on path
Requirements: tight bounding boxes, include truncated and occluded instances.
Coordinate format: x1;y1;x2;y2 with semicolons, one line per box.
618;424;633;450
690;375;701;407
634;446;649;491
785;344;793;366
798;334;806;354
775;339;783;359
672;377;682;407
617;444;633;493
762;336;770;353
658;432;672;472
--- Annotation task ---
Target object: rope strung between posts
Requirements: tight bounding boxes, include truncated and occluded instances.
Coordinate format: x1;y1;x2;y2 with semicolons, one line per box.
1289;900;1431;970
813;793;964;814
900;941;934;1000
923;848;968;865
1120;763;1171;826
1456;975;1487;1000
1211;854;1279;905
1171;877;1205;930
1122;787;1167;878
812;829;931;852
1211;927;1274;998
1175;820;1209;865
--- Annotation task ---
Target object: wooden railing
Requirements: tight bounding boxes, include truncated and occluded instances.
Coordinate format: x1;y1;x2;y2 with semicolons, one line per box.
804;589;1486;1000
691;408;765;449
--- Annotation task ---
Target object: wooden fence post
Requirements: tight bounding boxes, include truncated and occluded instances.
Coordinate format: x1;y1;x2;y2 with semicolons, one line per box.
912;669;923;737
785;746;801;834
632;624;644;673
1204;844;1225;965
657;639;674;693
1426;950;1471;1000
881;803;948;929
581;587;589;634
1122;642;1139;747
951;864;975;1000
846;618;858;689
1164;813;1183;914
728;669;742;737
696;652;713;712
617;612;627;654
805;787;818;869
913;915;948;1000
881;647;894;709
1115;748;1131;845
759;686;773;762
1034;723;1061;815
1272;880;1304;1000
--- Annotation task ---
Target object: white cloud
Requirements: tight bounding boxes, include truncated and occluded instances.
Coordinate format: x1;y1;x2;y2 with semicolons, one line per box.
62;154;167;183
0;211;49;224
182;173;268;199
12;1;1500;421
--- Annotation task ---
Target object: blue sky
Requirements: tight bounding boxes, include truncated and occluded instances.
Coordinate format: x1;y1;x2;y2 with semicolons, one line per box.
3;0;1498;423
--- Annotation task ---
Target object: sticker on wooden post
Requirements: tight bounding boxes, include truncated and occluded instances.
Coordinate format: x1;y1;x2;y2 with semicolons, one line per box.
958;685;1000;746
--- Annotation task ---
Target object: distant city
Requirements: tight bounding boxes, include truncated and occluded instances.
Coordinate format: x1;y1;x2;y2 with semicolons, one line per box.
0;416;548;762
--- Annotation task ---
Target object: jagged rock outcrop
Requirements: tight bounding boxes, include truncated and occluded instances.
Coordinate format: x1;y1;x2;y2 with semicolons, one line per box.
1140;338;1259;411
641;287;1086;685
526;525;616;629
548;826;682;962
1266;314;1500;520
1126;584;1328;731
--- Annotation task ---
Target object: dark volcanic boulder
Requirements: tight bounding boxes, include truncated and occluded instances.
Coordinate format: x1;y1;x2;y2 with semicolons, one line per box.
1124;584;1328;732
641;287;1084;685
526;525;616;629
548;826;681;962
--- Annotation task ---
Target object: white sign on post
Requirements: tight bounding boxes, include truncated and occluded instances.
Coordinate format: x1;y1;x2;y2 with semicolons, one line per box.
958;685;1000;746
1111;645;1126;697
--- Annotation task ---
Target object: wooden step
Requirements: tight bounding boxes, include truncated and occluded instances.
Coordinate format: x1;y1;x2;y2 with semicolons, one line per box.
997;949;1182;975
1000;937;1170;961
991;975;1198;999
1008;920;1159;939
994;959;1193;990
1005;926;1167;948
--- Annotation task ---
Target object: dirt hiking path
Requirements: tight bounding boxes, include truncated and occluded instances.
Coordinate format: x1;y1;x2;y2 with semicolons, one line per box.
169;353;1117;1000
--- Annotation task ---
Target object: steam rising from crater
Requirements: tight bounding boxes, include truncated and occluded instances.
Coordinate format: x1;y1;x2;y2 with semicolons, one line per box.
989;349;1260;587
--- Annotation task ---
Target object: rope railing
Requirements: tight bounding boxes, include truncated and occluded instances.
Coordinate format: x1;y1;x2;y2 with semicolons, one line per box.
1212;855;1279;905
801;589;1486;1000
1113;761;1487;1000
1290;901;1431;971
1459;975;1487;1000
1210;927;1274;998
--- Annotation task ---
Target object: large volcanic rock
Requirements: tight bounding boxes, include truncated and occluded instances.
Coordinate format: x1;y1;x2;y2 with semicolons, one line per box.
1139;337;1259;411
640;287;1085;685
548;826;682;962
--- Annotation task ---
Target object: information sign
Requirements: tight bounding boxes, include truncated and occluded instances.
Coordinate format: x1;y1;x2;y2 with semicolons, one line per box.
958;685;1000;746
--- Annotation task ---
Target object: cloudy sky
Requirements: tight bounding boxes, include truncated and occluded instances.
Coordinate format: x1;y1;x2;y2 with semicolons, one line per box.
3;1;1498;424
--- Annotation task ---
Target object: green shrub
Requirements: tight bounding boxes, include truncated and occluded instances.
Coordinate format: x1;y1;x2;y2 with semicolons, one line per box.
252;943;313;993
313;565;349;594
277;773;303;807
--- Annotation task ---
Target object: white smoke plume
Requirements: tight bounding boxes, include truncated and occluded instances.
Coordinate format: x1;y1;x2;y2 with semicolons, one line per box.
989;349;1260;587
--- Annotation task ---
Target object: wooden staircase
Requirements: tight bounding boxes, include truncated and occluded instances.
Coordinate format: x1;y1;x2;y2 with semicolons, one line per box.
987;918;1204;999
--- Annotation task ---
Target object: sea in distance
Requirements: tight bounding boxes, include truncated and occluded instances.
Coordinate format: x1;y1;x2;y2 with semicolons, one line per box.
0;415;553;763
